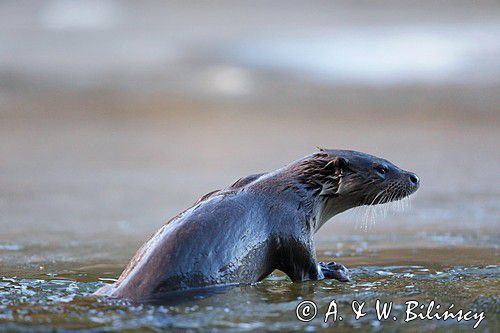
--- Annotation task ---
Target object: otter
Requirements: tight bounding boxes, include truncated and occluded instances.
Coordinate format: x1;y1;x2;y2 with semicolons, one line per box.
95;149;419;302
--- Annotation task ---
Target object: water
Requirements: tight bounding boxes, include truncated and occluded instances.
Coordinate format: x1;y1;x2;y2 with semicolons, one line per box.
1;111;499;331
1;2;499;331
225;24;500;86
1;104;499;332
1;245;498;332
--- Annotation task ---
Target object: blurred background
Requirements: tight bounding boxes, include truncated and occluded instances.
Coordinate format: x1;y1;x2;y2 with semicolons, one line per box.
1;0;499;269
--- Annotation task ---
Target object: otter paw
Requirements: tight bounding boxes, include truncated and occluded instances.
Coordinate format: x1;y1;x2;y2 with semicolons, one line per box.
318;261;351;282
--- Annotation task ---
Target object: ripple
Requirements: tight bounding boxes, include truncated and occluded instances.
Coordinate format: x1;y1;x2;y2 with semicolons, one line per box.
0;263;498;331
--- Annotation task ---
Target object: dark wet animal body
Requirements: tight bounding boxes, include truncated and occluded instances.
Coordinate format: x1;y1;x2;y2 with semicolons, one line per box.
95;149;420;302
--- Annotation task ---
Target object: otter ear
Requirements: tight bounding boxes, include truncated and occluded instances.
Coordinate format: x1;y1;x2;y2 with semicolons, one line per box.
332;157;348;169
324;157;349;172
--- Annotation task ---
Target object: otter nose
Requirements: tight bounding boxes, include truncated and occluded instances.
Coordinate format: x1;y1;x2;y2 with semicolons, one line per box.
408;173;419;186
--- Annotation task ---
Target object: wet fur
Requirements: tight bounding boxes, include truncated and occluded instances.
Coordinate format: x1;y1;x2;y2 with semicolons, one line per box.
95;149;419;302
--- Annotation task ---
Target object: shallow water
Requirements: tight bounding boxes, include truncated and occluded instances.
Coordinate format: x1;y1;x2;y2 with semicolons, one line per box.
1;2;500;328
1;242;498;332
1;108;499;331
1;112;499;331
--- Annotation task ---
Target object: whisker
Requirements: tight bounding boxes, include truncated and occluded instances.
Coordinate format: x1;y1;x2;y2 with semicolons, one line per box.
352;178;415;232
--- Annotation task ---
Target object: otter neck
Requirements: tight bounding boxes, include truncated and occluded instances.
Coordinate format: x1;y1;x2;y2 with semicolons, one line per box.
311;195;354;232
257;161;355;232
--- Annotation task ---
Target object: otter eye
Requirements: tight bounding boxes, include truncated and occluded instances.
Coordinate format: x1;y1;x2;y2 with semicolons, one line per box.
375;165;388;175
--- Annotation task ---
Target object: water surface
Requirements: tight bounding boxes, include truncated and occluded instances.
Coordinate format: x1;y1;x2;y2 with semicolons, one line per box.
1;244;498;332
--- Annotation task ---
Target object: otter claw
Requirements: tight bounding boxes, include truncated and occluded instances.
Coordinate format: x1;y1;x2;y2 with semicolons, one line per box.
319;261;351;282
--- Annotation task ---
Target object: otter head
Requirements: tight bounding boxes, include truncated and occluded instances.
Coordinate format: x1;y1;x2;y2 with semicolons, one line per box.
299;149;419;225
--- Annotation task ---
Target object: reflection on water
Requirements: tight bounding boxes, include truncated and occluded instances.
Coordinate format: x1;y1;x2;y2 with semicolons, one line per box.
1;247;498;331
